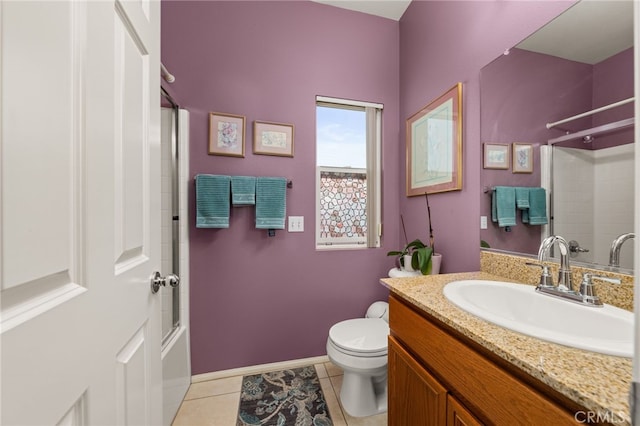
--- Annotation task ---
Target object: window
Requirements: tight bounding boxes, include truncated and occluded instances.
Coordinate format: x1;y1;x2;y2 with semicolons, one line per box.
316;96;382;249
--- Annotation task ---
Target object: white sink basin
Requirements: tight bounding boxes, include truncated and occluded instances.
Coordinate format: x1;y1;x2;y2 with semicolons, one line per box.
443;280;633;358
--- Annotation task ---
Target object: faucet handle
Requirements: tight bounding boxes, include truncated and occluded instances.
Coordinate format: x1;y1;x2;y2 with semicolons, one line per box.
584;273;621;285
578;273;620;306
525;262;554;288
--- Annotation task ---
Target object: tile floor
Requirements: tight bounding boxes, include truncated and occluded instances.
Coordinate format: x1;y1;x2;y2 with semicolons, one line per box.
171;360;387;425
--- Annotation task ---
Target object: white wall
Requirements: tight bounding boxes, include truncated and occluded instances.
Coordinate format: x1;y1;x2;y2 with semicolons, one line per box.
553;148;595;263
593;144;635;268
553;144;634;269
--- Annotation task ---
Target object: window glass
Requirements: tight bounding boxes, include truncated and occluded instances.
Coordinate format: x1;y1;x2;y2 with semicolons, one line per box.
316;106;365;168
316;100;381;249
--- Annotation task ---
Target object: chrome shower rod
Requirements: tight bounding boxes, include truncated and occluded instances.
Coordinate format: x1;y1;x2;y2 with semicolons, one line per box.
546;97;634;129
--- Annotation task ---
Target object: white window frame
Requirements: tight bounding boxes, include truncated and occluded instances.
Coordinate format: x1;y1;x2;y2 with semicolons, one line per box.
315;96;382;250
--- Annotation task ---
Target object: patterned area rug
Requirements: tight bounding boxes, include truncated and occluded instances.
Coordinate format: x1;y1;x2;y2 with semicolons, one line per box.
236;365;333;426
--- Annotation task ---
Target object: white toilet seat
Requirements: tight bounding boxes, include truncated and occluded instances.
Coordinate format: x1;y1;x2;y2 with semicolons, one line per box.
328;318;388;357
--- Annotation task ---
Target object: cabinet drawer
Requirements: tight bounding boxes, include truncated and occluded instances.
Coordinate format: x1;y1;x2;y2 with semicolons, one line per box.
389;294;578;425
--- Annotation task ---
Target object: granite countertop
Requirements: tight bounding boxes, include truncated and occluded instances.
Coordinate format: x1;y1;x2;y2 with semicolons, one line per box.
380;271;632;425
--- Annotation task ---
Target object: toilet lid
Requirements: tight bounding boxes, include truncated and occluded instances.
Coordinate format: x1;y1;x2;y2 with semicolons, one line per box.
329;318;389;355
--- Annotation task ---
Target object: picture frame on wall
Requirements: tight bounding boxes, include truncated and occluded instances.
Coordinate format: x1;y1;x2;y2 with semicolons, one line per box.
208;112;246;157
406;83;463;196
483;143;510;170
253;121;294;157
512;143;533;173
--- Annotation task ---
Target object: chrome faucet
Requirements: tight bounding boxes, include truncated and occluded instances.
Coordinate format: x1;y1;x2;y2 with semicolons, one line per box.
608;232;635;267
537;235;573;291
530;235;621;307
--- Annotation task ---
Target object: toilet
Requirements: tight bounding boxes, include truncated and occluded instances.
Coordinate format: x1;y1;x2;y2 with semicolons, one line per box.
326;301;389;417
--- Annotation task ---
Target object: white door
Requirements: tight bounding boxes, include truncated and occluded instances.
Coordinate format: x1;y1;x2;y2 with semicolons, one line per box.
1;1;162;425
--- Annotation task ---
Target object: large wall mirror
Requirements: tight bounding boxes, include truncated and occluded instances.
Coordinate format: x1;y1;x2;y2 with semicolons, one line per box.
480;0;635;273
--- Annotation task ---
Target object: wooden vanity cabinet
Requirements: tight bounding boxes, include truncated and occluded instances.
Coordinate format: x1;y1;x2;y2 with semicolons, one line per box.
447;394;483;426
388;294;581;425
388;336;447;425
389;337;482;426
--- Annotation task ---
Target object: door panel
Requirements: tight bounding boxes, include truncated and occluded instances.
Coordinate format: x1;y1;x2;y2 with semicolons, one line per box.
1;0;85;329
114;1;149;271
116;326;151;426
57;395;88;426
1;1;161;424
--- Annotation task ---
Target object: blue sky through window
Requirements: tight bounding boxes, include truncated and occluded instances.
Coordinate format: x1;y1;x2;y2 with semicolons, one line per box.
316;106;366;168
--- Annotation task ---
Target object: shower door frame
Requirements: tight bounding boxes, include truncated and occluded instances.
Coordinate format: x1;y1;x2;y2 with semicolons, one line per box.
160;103;191;425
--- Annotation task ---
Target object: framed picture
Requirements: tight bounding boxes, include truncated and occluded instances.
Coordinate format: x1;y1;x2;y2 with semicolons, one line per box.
406;83;463;196
208;112;245;157
483;143;509;169
253;121;294;157
512;143;533;173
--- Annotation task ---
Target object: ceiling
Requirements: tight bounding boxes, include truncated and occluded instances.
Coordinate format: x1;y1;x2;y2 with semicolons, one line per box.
310;0;411;21
516;0;634;65
310;0;634;65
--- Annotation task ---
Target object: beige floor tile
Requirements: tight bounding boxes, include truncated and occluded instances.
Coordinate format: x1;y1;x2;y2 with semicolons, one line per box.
315;362;328;379
329;374;343;393
185;375;243;400
319;377;347;426
345;412;388;426
172;392;240;426
324;361;343;377
330;375;388;426
174;361;386;425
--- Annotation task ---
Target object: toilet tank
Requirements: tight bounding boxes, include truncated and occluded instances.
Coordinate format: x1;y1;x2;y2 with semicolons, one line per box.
366;301;389;323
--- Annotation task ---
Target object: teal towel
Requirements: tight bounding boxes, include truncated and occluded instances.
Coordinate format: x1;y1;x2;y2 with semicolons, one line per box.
196;174;230;228
527;187;548;225
515;187;530;210
231;176;256;206
491;186;516;227
517;187;531;223
255;177;287;229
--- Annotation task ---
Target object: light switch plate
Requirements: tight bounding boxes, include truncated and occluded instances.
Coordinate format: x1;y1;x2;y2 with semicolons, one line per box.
480;216;488;229
288;216;304;232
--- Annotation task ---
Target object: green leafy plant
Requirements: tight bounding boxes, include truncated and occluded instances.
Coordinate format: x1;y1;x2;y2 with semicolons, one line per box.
387;193;435;275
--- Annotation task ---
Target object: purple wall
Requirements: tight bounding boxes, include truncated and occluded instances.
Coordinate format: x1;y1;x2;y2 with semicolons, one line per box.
398;1;574;271
593;48;635;149
479;48;592;253
161;0;584;374
161;1;400;374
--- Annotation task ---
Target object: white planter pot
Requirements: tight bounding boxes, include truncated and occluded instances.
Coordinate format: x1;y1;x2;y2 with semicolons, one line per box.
402;254;415;272
402;253;442;275
430;253;442;275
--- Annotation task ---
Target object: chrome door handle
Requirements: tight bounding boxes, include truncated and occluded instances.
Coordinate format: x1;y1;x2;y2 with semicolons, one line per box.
150;271;180;294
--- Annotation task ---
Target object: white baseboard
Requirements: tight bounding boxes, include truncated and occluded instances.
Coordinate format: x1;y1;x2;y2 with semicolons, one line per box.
191;355;331;383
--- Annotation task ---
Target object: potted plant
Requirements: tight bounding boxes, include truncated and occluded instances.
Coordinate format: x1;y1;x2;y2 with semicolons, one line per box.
387;237;433;274
387;192;440;275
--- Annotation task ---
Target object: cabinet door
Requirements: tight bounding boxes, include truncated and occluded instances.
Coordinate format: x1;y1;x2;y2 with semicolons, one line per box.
447;395;484;426
388;337;447;426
